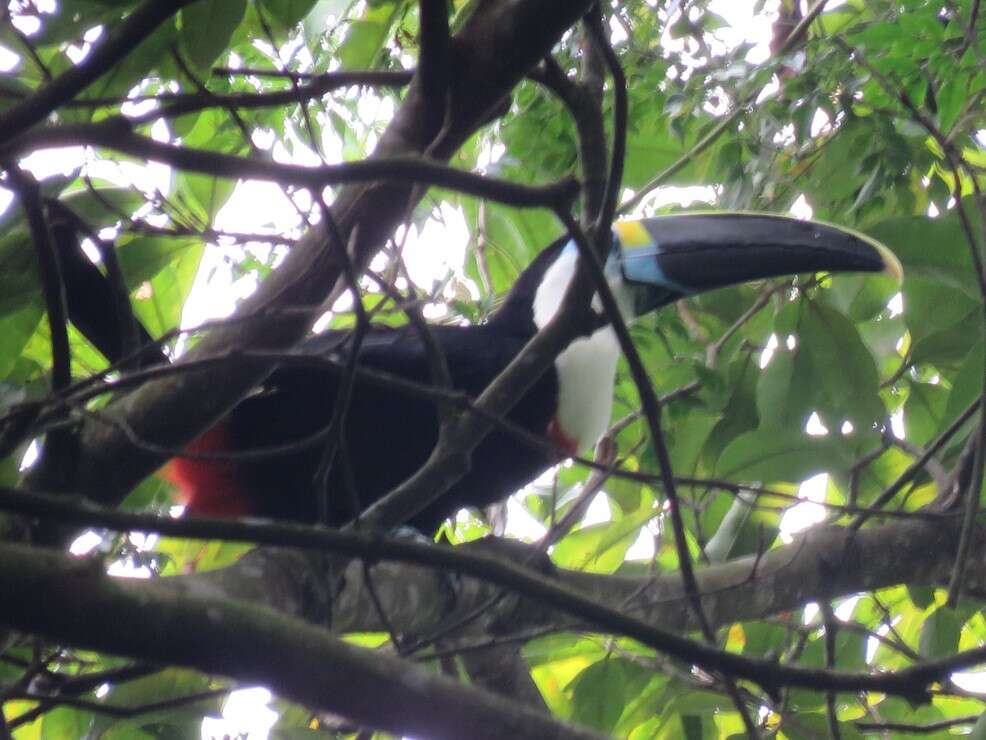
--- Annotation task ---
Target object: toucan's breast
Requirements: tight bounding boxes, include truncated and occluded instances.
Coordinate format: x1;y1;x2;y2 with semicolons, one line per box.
549;325;621;453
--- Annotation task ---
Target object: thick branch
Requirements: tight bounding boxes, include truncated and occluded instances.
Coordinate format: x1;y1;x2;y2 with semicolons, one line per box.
0;542;602;740
3;486;982;701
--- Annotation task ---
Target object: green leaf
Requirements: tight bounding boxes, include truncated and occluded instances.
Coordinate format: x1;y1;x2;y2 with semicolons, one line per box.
716;428;852;482
907;584;935;610
800;300;883;430
910;308;983;366
757;346;814;430
175;172;237;221
125;238;204;337
460;198;561;296
904;382;949;446
91;668;222;738
903;276;980;344
570;658;648;733
0;305;42;379
867;209;984;300
41;707;94;737
179;0;247;72
260;0;319;30
61;185;148;225
551;507;653;574
303;0;356;45
944;343;984;425
823;273;899;323
32;1;141;46
0;226;39;318
919;606;963;659
338;0;408;70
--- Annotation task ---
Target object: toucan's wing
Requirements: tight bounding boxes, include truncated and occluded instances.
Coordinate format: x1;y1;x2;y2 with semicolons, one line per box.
264;323;533;398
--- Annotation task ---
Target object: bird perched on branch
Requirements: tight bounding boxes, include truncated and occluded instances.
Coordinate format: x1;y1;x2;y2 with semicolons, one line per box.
59;213;900;534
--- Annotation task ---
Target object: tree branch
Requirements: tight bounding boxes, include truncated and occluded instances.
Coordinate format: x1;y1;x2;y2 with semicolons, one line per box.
3;120;578;210
0;541;603;740
2;487;984;701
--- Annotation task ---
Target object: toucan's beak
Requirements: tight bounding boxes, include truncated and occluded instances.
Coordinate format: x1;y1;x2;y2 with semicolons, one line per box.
614;213;901;313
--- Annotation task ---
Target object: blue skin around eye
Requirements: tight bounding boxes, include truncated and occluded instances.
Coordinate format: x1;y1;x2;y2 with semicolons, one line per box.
611;235;691;294
561;236;692;295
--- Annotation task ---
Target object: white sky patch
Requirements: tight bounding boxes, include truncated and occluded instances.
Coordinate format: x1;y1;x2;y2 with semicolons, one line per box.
609;14;629;44
806;412;829;436
950;671;986;694
625;520;658;560
811;109;832;137
759;333;779;368
887;292;903;317
504;496;548;541
216;179;305;236
709;0;776;64
18;439;39;471
581;493;612;527
623;184;717;217
10;13;41;35
890;408;906;439
70;530;104;556
19;146;86;179
401;203;470;288
0;44;19;71
202;688;279;740
780;473;828;541
177;245;257;340
773;123;796;146
106;559;152;578
789;194;813;220
274;128;324;167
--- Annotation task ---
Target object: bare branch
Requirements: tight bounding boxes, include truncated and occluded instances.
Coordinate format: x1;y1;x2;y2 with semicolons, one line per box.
3;120;579;210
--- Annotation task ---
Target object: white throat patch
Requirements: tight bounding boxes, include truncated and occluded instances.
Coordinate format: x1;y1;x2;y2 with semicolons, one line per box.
531;245;632;452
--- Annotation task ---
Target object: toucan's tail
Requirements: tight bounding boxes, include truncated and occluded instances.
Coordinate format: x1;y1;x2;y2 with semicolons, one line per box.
53;205;249;516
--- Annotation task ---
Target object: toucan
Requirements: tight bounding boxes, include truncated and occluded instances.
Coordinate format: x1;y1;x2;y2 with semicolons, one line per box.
150;214;900;533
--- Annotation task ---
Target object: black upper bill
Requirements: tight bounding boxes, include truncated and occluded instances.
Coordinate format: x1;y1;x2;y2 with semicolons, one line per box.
617;214;901;306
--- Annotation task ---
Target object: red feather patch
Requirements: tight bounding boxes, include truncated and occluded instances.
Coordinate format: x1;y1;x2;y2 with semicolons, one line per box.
159;421;252;517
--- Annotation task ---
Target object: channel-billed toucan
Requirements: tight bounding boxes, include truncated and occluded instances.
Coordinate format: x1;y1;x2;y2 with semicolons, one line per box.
151;214;899;533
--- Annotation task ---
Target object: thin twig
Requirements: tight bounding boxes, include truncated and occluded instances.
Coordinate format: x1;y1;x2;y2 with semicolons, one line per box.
820;602;843;740
849;398;980;530
855;714;981;734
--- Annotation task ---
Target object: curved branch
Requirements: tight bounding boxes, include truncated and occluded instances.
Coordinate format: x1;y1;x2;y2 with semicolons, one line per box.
3;120;578;210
